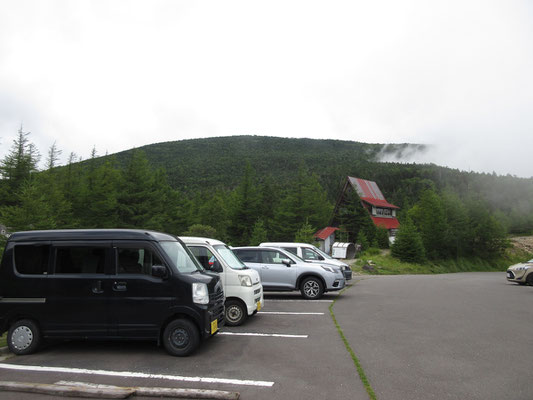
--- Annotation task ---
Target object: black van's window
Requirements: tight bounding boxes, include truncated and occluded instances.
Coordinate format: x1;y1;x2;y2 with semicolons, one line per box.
117;247;163;275
55;247;106;274
14;245;50;275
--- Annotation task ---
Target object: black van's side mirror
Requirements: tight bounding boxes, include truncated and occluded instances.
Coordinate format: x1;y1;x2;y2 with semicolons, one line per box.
211;260;223;273
282;259;292;267
152;265;168;279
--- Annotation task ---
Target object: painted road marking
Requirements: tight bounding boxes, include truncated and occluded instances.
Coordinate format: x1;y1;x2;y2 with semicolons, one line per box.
0;363;274;387
265;299;334;303
259;311;324;315
219;332;308;338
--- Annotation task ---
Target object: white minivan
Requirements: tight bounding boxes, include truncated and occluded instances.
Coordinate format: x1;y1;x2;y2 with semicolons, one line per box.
260;242;352;280
181;237;264;326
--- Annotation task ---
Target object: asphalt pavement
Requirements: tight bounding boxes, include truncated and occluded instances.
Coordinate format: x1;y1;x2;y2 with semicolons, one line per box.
1;272;530;400
334;272;533;400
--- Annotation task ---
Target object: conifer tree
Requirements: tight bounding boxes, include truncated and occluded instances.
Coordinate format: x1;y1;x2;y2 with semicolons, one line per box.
391;218;426;263
227;162;259;245
249;219;268;245
0;126;40;202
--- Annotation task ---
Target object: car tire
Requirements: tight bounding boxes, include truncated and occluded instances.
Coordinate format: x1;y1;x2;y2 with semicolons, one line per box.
225;299;248;326
300;277;324;300
8;319;41;355
526;273;533;286
162;319;200;357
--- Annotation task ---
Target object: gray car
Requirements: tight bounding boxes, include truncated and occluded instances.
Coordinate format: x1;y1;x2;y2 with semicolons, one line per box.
232;246;345;299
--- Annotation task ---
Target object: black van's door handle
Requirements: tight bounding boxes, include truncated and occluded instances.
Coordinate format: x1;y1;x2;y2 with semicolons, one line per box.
92;281;104;294
113;281;127;292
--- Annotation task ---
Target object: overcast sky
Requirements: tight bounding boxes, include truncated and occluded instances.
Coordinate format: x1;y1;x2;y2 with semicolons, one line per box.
1;0;532;177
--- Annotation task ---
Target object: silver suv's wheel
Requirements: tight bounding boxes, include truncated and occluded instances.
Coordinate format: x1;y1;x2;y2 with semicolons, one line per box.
300;277;324;300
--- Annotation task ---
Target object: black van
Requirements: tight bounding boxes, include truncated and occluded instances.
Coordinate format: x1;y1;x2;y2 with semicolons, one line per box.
0;229;225;356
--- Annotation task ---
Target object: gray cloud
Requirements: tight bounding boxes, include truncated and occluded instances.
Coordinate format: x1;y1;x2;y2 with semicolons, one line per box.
0;0;531;177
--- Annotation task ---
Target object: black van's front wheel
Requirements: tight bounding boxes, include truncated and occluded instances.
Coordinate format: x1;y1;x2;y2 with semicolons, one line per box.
8;319;41;355
162;319;200;356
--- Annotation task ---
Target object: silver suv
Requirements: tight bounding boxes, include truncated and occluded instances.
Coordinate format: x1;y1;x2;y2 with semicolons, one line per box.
232;246;345;299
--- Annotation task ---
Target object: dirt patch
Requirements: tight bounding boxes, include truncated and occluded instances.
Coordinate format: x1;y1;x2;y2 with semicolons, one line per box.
510;236;533;254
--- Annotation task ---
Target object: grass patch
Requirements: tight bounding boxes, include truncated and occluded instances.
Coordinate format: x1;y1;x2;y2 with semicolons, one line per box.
0;333;6;348
329;284;377;400
351;248;532;275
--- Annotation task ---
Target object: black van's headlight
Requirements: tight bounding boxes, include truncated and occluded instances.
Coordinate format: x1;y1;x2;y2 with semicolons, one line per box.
192;283;209;305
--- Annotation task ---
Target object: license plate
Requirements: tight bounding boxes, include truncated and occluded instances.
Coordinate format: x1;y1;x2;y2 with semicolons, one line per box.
211;319;218;334
256;301;261;312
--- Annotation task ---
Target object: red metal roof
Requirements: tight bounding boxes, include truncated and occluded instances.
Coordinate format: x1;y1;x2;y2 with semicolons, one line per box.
348;176;399;209
361;198;400;209
371;216;400;230
314;226;339;240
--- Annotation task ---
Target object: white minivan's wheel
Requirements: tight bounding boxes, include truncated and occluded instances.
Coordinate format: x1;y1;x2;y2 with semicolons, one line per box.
300;277;324;300
225;299;248;326
162;319;200;357
8;319;41;355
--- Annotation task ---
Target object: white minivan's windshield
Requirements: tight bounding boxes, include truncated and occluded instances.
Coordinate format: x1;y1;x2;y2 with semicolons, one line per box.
160;241;204;273
314;247;334;260
214;245;247;270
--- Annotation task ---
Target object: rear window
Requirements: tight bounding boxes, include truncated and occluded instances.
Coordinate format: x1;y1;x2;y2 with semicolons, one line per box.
14;244;50;275
282;247;298;256
234;249;260;263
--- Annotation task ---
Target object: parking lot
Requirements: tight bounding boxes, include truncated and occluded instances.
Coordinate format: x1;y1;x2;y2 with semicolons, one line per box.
1;272;532;400
0;289;366;400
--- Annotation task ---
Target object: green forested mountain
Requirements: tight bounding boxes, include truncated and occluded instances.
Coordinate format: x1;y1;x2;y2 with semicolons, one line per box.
111;136;407;195
108;135;533;234
1;132;532;263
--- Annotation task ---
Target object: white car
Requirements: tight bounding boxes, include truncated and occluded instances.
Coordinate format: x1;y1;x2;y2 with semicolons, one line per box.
507;258;533;285
181;237;264;326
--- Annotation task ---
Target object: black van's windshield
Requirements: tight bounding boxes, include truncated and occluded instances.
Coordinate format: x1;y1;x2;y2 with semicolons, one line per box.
160;241;204;273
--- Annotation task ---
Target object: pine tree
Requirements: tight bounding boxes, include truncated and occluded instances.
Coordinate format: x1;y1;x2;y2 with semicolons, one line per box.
391;218;426;263
1;180;56;231
0;126;40;202
336;188;375;243
294;219;316;244
249;219;269;245
227;162;259;245
409;189;448;259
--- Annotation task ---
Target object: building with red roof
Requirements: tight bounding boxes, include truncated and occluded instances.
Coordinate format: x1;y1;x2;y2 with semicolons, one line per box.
331;176;400;242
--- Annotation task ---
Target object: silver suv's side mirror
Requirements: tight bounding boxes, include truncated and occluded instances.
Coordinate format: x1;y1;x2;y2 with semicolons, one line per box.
282;259;292;267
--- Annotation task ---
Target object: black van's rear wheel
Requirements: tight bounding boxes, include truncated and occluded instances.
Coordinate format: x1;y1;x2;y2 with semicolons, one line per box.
225;299;248;326
162;319;200;356
8;319;41;355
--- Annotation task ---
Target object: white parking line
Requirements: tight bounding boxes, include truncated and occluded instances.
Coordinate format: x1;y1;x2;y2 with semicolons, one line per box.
219;332;308;338
266;299;333;303
259;311;324;315
0;363;274;387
